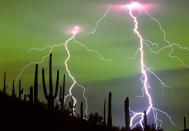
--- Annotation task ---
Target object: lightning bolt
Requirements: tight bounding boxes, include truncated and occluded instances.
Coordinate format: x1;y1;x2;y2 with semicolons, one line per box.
13;1;188;129
127;3;175;129
25;33;80;116
125;4;189;93
15;5;114;117
15;24;112;117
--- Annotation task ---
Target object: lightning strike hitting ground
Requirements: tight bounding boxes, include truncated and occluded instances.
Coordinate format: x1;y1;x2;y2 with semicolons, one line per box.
15;5;115;116
15;25;112;117
120;1;189;128
126;2;175;129
13;1;189;129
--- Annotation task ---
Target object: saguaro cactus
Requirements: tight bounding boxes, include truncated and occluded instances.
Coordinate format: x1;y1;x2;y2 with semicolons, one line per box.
3;72;7;94
12;80;16;97
107;92;112;128
184;116;187;131
124;97;130;131
59;74;66;111
103;98;106;126
42;54;59;110
144;111;148;131
34;64;38;103
80;102;83;119
18;80;23;101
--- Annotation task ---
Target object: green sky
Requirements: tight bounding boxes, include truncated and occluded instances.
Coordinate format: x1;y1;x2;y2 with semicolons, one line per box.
0;0;189;130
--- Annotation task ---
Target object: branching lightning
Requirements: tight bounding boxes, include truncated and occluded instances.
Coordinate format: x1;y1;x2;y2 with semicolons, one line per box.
15;23;112;117
126;2;175;129
128;4;153;128
13;1;189;129
15;5;114;117
144;12;189;68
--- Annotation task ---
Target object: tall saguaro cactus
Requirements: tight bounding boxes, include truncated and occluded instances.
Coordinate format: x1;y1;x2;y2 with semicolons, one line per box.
103;98;106;126
42;54;59;110
34;64;38;103
144;111;148;131
18;80;23;101
184;116;187;131
124;97;130;131
59;74;66;111
3;72;7;94
107;92;112;128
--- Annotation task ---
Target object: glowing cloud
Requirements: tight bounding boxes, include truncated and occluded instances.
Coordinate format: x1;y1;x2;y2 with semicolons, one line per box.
115;1;154;12
68;25;82;36
126;2;144;10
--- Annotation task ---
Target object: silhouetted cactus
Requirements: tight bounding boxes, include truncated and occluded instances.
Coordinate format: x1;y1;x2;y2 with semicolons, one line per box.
28;86;34;103
144;111;148;131
124;97;130;131
3;72;7;94
59;74;66;111
80;101;83;119
12;80;16;97
34;64;38;103
107;92;112;128
18;80;23;101
103;98;106;126
184;116;187;131
42;54;59;110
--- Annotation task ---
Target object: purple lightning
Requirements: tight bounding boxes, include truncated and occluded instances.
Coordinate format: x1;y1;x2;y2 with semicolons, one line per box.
127;3;153;128
126;2;175;129
14;1;189;129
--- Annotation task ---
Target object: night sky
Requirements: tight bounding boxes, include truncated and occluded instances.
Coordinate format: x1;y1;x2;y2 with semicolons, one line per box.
0;0;189;130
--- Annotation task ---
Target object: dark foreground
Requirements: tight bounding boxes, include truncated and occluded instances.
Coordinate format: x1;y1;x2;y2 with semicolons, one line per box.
0;91;164;131
1;53;187;131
